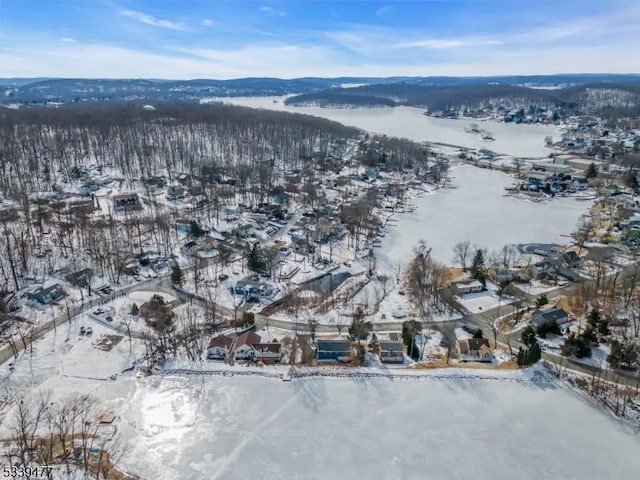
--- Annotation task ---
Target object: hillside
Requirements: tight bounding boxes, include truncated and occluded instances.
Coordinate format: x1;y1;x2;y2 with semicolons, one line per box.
285;83;640;119
2;74;640;107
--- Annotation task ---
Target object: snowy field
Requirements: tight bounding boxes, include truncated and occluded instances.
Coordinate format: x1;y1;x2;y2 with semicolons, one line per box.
213;96;560;158
375;165;591;266
114;374;640;480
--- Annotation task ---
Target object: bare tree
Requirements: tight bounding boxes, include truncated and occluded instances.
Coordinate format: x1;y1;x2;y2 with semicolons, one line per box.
453;240;472;272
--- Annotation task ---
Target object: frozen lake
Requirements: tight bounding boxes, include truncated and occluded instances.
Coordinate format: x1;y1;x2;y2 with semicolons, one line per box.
214;96;559;157
121;374;640;480
377;165;591;266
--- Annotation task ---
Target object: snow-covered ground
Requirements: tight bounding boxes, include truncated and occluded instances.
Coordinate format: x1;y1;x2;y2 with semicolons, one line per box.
212;96;560;158
375;165;592;265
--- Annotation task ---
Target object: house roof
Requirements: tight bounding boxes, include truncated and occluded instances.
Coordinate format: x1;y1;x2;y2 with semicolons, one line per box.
316;340;351;352
533;308;569;324
112;192;138;200
455;280;483;289
379;341;403;352
467;338;491;351
208;335;233;349
235;331;261;347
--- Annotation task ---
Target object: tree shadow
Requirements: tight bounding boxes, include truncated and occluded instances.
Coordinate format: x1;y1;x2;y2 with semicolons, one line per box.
290;376;328;412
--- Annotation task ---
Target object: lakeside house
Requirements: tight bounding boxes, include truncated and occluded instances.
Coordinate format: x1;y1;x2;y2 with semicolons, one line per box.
379;341;405;364
207;335;234;360
316;340;352;362
457;338;493;362
233;331;282;363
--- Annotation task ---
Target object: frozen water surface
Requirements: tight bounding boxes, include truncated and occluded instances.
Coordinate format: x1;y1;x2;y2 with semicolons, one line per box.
216;96;560;157
377;165;591;265
119;375;640;480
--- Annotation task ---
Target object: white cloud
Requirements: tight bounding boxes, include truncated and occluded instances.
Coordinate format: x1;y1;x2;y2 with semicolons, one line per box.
2;39;637;79
376;6;392;18
120;9;188;31
201;18;214;27
60;37;76;43
258;6;287;17
397;38;502;49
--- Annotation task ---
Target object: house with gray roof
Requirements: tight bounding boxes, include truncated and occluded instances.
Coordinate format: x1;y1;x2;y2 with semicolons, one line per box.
531;308;570;328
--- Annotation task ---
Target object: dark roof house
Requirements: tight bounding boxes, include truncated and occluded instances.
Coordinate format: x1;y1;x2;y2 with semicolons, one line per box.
379;341;404;364
27;284;65;305
531;308;570;328
316;339;352;362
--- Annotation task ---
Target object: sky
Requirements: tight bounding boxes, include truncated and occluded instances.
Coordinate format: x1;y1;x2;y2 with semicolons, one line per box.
1;0;639;79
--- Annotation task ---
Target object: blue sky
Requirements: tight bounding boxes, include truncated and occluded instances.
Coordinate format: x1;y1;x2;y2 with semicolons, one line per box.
1;0;639;78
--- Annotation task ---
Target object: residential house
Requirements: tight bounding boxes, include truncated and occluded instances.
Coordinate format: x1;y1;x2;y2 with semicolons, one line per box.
453;280;484;296
27;284;65;305
167;185;186;200
180;241;198;257
234;275;274;299
251;343;282;363
198;236;217;252
207;335;234;360
0;207;19;223
379;341;404;364
112;193;140;210
531;308;570;329
316;340;352;362
67;197;95;215
0;290;17;313
457;338;493;363
65;268;94;288
235;224;254;239
495;267;522;284
234;331;262;360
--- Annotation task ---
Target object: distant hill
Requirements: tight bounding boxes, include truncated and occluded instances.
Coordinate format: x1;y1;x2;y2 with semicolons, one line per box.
1;74;639;107
285;82;640;118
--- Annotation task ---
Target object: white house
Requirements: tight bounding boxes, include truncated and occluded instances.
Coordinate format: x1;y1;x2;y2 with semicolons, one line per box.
207;335;234;360
453;280;484;295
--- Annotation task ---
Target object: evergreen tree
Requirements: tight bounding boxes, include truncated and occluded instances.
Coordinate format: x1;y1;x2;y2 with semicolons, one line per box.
239;311;255;328
470;248;486;281
245;243;267;273
171;264;183;285
521;325;537;347
526;342;542;364
582;325;597;344
536;319;561;337
402;320;422;359
585;162;598;179
597;317;610;337
587;306;601;328
189;221;204;237
535;294;548;309
517;347;525;366
130;303;139;316
624;172;639;192
348;307;372;342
